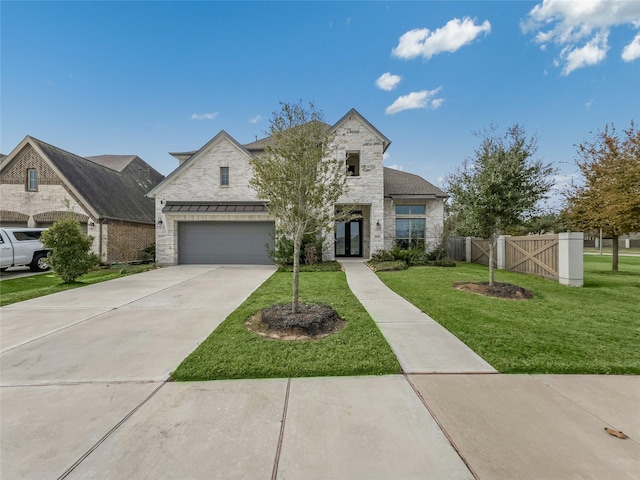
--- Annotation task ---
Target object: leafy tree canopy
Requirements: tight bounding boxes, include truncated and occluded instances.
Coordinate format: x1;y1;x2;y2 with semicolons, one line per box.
249;101;348;312
446;124;556;284
563;121;640;271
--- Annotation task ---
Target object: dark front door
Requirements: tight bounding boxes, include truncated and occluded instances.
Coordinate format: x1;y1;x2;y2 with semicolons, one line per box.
335;219;362;257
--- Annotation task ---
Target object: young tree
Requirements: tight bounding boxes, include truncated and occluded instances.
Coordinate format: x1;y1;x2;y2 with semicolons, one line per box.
446;124;556;285
564;122;640;271
40;217;98;283
249;101;348;313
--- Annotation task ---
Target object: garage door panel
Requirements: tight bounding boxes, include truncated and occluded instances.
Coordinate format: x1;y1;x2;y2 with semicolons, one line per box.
178;222;274;265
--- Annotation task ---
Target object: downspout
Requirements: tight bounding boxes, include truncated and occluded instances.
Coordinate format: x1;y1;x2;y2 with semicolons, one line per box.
98;218;103;261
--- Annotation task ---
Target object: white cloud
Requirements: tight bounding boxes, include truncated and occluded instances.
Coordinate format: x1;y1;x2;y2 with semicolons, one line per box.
375;72;402;91
561;32;609;75
191;112;218;120
249;115;261;124
622;32;640;61
551;173;578;190
585;99;593;109
385;88;443;115
523;0;640;73
392;17;491;60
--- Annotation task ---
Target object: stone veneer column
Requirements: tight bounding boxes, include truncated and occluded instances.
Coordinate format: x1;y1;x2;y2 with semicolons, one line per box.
558;232;584;287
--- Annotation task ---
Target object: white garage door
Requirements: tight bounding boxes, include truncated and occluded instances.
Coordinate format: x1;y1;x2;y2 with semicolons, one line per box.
178;221;274;265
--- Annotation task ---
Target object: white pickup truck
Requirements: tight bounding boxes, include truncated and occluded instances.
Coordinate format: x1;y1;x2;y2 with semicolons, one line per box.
0;228;50;272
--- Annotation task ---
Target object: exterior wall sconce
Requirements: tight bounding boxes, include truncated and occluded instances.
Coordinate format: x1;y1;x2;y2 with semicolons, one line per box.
157;219;163;226
376;220;381;228
88;220;95;228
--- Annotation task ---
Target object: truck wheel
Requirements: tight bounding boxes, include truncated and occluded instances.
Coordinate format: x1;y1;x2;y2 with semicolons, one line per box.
30;253;50;272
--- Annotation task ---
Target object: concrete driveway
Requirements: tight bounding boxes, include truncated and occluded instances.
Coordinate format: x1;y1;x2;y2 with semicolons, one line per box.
1;265;276;478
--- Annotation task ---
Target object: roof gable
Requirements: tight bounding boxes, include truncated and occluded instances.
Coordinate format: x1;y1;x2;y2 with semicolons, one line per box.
2;136;162;223
332;108;391;152
148;130;252;198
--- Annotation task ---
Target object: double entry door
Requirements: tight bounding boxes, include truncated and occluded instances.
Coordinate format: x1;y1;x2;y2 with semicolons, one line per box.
335;219;362;257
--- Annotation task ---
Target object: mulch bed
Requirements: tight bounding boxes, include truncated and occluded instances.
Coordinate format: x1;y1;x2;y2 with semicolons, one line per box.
245;303;346;341
454;282;534;300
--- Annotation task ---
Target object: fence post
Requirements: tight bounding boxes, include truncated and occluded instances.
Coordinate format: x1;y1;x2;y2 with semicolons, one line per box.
465;237;472;262
497;235;509;270
558;232;584;287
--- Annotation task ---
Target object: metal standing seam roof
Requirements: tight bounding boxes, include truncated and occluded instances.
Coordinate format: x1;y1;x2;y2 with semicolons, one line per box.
162;202;269;213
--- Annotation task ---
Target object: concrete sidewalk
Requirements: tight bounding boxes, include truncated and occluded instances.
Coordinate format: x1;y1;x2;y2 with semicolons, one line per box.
341;260;496;373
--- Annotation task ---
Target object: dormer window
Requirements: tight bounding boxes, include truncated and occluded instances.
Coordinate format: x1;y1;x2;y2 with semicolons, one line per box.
346;152;360;176
27;169;38;191
220;167;229;186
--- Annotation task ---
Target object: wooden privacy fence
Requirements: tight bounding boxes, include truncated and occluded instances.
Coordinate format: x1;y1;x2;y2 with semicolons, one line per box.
454;233;583;286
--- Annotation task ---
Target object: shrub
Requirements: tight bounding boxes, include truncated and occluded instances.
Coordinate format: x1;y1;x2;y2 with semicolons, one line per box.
370;249;395;262
368;260;407;272
269;232;323;266
40;217;99;283
141;243;156;262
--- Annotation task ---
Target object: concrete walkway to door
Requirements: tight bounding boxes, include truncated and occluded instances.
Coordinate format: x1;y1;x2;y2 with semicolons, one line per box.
341;260;496;373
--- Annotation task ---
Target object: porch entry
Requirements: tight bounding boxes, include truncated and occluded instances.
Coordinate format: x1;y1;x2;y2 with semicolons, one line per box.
336;218;362;257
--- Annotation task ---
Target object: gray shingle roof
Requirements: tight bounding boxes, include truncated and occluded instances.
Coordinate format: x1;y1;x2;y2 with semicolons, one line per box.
31;138;164;223
383;167;447;198
86;155;138;172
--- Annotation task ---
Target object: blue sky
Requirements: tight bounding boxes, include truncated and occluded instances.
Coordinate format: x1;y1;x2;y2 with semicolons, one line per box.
2;1;639;206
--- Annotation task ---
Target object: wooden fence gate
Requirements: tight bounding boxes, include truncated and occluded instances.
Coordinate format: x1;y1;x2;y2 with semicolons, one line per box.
505;235;559;280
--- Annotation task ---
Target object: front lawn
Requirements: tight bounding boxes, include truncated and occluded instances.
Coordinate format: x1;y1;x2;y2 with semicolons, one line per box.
172;271;401;381
0;265;156;306
377;255;640;374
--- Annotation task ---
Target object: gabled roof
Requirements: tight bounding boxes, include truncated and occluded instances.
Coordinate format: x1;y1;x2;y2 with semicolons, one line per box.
148;130;252;198
332;108;391;152
2;136;163;223
383;167;447;199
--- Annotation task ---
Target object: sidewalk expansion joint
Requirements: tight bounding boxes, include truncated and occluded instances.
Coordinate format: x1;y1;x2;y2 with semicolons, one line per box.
56;381;166;480
271;377;291;480
403;373;481;480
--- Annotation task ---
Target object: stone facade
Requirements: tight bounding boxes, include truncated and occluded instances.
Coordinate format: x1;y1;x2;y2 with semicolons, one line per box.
153;133;269;265
150;109;446;265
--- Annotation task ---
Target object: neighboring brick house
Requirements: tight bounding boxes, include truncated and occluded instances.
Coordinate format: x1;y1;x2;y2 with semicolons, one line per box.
147;108;447;265
0;136;164;263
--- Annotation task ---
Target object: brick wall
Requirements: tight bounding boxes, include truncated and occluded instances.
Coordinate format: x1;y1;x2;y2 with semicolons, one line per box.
106;220;155;263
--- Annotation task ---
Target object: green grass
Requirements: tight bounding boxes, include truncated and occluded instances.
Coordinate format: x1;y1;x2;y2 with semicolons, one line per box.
377;256;640;374
0;265;156;306
276;261;342;272
172;271;401;381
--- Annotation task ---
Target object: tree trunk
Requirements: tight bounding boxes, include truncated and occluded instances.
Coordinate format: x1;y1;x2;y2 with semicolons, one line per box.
489;239;495;286
292;234;301;314
612;234;619;272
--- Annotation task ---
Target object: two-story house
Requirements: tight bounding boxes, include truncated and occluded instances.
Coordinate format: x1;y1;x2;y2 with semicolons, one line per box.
147;108;447;265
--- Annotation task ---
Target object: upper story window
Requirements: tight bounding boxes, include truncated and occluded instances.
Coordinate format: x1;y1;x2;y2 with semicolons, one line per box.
346;152;360;176
395;205;425;215
220;167;229;186
27;169;38;191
